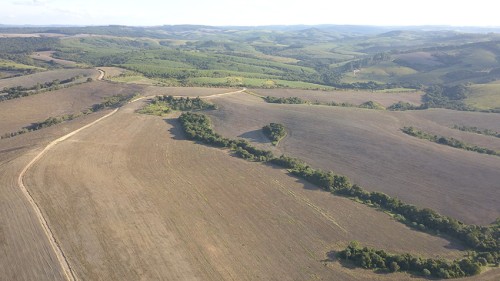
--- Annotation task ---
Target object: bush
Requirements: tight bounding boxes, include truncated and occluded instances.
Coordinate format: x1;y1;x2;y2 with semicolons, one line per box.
339;242;485;278
262;122;286;145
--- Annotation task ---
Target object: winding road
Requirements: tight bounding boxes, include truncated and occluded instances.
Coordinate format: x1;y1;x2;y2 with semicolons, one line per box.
16;87;245;281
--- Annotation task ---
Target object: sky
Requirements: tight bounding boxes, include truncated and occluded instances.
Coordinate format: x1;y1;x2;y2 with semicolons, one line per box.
1;0;499;27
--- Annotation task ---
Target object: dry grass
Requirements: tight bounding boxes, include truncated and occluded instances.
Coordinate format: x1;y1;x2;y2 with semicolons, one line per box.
206;93;500;225
0;68;98;89
253;88;423;106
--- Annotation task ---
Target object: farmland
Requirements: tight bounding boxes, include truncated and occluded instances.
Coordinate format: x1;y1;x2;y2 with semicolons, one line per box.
0;68;98;89
206;93;500;225
21;100;465;280
0;81;144;136
253;88;424;106
0;25;499;280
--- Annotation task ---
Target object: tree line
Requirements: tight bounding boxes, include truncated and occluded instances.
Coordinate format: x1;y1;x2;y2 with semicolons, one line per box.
177;112;499;279
1;94;135;139
262;94;423;111
0;76;86;102
452;125;500;138
338;241;493;279
138;95;217;116
402;127;498;156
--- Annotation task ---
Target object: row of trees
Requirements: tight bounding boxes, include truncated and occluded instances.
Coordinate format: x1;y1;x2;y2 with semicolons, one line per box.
2;94;135;139
453;125;500;138
262;94;427;112
138;96;216;116
263;96;305;104
157;95;217;111
0;76;84;102
179;112;274;162
338;241;490;279
386;101;424;111
402;127;498;156
177;112;499;279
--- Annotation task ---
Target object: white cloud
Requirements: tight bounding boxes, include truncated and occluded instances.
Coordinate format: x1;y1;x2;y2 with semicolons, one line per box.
1;0;500;26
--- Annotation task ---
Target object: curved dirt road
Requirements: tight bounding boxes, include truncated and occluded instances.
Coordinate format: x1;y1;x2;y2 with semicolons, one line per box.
15;87;243;281
20;91;473;280
97;69;105;81
18;109;118;281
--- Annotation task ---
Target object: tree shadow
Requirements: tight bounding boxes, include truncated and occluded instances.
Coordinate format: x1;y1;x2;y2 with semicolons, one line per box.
237;129;268;144
164;118;186;140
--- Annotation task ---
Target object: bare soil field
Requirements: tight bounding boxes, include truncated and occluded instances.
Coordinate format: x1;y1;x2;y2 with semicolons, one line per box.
98;66;127;79
0;110;113;281
206;93;500;225
20;99;469;280
396;109;500;151
0;68;98;89
0;81;144;135
253;88;424;106
31;51;78;67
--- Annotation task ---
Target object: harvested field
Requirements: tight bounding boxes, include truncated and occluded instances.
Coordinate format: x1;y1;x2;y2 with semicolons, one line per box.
31;51;78;67
253;88;423;106
0;81;145;135
0;68;99;89
0;110;113;281
206;93;500;225
21;100;467;280
98;67;127;78
396;109;500;151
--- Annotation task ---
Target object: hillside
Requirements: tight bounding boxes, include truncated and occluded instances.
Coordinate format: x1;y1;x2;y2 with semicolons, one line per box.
0;25;499;280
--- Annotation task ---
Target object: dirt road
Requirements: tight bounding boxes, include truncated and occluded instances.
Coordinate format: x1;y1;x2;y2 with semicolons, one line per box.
9;87;242;281
96;69;105;81
20;96;468;280
17;109;119;281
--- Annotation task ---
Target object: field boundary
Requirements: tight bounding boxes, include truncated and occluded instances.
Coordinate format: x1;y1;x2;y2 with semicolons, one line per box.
17;108;119;281
14;87;244;281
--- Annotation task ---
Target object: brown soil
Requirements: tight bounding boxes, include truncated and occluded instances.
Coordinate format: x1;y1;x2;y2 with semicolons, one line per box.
253;88;424;106
206;93;500;225
0;68;98;89
97;67;127;78
21;99;467;280
31;51;78;67
1;83;498;280
0;81;145;135
0;110;113;281
142;86;235;97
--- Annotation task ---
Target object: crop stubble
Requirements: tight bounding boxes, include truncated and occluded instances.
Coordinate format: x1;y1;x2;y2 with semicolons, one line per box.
206;93;500;225
21;99;467;280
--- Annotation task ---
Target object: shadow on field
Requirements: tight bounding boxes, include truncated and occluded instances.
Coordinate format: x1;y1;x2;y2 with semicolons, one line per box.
238;129;268;144
163;115;466;254
164;118;186;140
